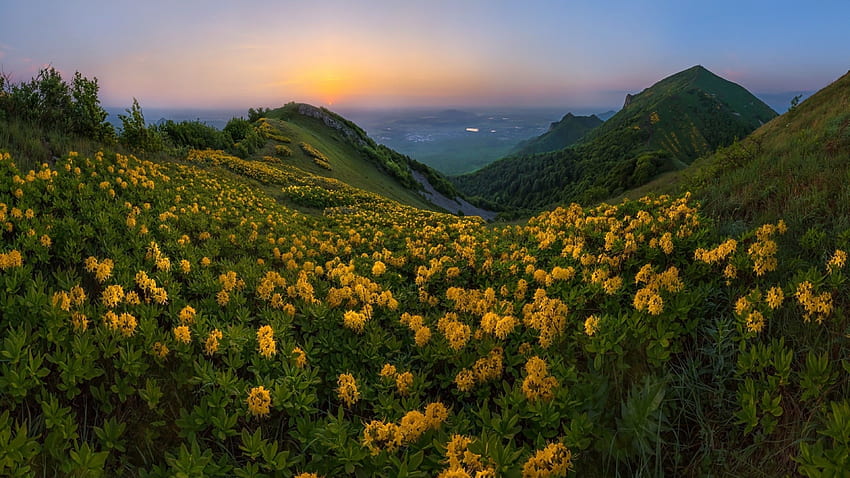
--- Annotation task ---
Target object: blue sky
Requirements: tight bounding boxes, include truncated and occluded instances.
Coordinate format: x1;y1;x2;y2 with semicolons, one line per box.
1;0;847;109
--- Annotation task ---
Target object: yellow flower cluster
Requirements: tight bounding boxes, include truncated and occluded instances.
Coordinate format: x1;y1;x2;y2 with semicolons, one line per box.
362;402;448;454
343;309;369;333
103;311;137;337
522;289;567;348
827;249;847;274
152;342;169;359
84;256;113;282
101;284;125;309
694;238;738;264
795;281;833;323
633;264;683;315
400;313;432;347
584;315;600;336
173;325;191;344
292;347;307;368
371;260;386;276
247;386;271;417
479;312;517;340
135;270;168;305
0;249;23;269
521;442;573;478
145;241;172;271
437;313;472;351
71;312;89;331
437;435;496;477
178;305;196;325
294;473;321;478
766;286;784;310
748;223;784;276
454;348;504;393
337;373;360;407
257;325;276;358
522;356;559;402
205;329;223;355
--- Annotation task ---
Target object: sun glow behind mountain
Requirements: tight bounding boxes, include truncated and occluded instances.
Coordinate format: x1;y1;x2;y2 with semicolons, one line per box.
1;1;848;109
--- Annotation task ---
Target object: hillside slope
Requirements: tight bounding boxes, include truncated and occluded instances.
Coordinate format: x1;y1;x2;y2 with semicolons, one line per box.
257;103;463;212
454;65;777;211
635;69;850;234
509;112;603;156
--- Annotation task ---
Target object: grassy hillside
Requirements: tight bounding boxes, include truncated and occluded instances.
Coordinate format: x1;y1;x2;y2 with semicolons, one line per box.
453;66;777;211
629;69;850;235
254;103;473;212
510;113;602;156
2;69;850;478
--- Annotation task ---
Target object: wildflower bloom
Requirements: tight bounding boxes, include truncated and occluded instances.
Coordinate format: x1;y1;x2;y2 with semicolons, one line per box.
521;442;573;478
828;249;847;273
371;260;386;276
292;347;307;368
584;315;600;336
337;373;360;407
343;310;368;333
247;386;272;417
173;325;191;344
257;325;276;358
205;329;223;355
454;369;475;392
522;356;559;402
152;342;169;358
766;287;784;309
396;371;414;396
178;305;196;325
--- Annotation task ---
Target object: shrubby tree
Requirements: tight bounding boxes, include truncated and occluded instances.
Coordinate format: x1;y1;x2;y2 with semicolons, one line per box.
118;98;163;152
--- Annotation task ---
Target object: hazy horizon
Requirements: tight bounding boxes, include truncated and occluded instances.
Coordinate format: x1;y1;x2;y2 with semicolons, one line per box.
1;1;846;110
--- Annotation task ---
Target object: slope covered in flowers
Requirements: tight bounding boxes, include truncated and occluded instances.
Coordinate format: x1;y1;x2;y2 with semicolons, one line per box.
0;148;848;477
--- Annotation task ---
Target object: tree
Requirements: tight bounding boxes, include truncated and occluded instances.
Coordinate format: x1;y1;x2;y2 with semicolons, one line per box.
119;98;162;152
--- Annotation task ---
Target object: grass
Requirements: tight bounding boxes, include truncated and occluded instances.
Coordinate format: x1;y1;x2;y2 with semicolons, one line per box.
253;117;437;211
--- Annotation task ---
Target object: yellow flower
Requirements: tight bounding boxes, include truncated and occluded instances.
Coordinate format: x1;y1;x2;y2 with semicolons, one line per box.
178;305;196;325
247;386;272;417
454;369;475;392
257;325;276;358
101;284;124;308
179;259;191;274
343;310;368;333
521;442;572;478
746;310;765;333
292;347;307;368
205;329;223;355
584;315;600;336
414;326;431;347
766;287;784;310
337;373;360;407
71;312;89;331
371;260;386;276
173;325;191;344
216;289;230;306
152;342;169;359
379;363;398;379
396;371;414;396
828;249;847;273
39;234;51;248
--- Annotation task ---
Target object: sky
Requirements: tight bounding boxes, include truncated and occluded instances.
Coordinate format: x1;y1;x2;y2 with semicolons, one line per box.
1;0;848;110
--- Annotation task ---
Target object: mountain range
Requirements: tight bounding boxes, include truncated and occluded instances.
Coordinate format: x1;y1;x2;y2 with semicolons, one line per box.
452;65;778;210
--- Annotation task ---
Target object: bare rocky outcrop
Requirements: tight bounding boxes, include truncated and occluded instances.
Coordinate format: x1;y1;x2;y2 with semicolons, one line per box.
411;170;496;221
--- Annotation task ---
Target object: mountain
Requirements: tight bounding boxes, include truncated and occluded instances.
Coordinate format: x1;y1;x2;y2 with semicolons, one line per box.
258;103;491;217
453;65;778;211
509;112;603;156
596;110;617;121
635;69;850;234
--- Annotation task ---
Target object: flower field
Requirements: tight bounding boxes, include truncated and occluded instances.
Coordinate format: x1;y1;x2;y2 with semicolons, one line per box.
0;147;848;477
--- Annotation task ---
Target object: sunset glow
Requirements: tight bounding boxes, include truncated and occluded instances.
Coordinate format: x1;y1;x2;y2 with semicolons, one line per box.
1;1;848;109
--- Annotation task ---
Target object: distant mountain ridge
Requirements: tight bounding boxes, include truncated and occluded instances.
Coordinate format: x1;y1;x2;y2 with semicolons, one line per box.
453;65;778;211
509;112;603;155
